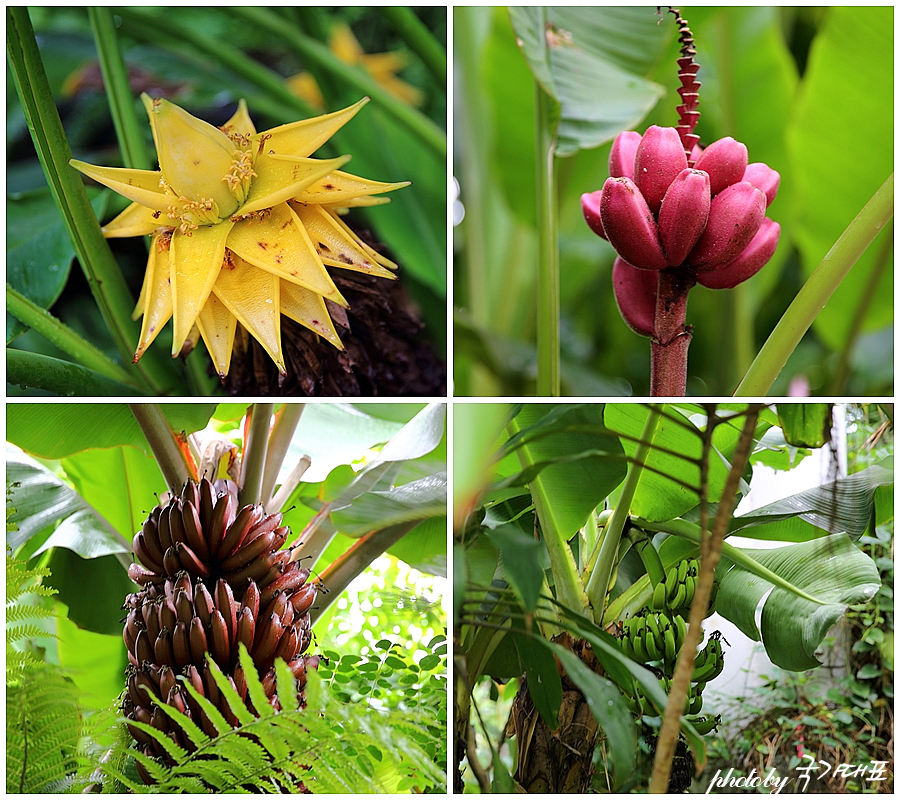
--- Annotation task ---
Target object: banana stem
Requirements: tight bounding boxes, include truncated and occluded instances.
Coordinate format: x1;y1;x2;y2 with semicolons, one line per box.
585;404;662;620
311;520;419;625
649;405;761;793
129;404;197;491
238;404;274;507
260;404;305;508
650;268;695;397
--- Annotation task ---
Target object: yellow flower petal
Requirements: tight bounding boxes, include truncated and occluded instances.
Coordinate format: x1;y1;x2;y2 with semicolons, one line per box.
280;280;344;349
213;256;285;374
227;204;347;305
169;221;235;355
292;169;409;206
142;93;240;216
291;203;397;279
257;98;368;158
220;99;256;140
320;208;399;271
133;232;174;363
196;292;237;379
240;154;350;214
70;160;172;212
102;202;164;238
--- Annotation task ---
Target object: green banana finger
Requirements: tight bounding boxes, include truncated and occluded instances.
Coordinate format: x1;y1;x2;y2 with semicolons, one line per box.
673;614;687;650
686;714;721;735
644;629;662;661
677;558;689;583
664;624;677;667
652;581;668;611
665;565;679;602
669;582;687;610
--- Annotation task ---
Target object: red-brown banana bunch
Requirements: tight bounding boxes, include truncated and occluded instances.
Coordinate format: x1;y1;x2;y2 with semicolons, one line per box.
122;478;320;781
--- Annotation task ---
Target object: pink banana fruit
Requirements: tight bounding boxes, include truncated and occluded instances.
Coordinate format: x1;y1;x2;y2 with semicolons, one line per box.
633;125;688;215
599;177;670;271
609;130;642;180
581;191;607;239
697;218;780;289
612;258;658;338
657;168;711;266
693;136;748;197
687;181;766;270
742;163;780;207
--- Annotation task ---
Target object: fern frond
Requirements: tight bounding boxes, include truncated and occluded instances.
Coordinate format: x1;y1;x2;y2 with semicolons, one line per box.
6;665;84;793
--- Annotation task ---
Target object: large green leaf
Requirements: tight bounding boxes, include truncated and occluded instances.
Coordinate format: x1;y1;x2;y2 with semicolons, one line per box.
717;534;881;670
728;458;893;542
604;405;725;522
6;403;216;459
6;444;126;556
6;188;107;343
776;403;832;448
508;6;667;156
60;446;167;544
507;404;626;533
786;6;893;350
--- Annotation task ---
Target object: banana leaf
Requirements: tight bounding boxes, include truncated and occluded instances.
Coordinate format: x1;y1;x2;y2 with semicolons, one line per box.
716;533;881;670
727;458;893;542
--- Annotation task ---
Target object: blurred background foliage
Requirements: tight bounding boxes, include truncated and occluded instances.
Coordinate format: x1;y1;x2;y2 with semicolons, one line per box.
8;6;446;393
454;6;892;397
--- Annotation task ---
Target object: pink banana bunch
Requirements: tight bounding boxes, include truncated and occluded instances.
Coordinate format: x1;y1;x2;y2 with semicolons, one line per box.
582;126;780;337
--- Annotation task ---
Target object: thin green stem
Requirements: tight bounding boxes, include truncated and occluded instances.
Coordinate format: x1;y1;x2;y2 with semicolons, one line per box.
585;404;662;619
232;6;446;161
380;6;447;89
129;404;196;491
87;7;151;171
535;84;560;397
7;349;142;396
238;404;274;507
735;172;894;396
6;7;173;395
7;284;139;388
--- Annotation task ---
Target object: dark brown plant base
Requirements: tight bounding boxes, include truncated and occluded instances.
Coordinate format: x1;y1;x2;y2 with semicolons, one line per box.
507;635;603;793
222;270;446;397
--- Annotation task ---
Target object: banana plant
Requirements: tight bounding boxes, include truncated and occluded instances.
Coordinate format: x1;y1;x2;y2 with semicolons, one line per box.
6;401;447;792
454;402;889;793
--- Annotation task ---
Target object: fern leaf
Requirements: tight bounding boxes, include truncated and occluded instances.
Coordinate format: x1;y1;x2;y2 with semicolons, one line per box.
6;665;83;793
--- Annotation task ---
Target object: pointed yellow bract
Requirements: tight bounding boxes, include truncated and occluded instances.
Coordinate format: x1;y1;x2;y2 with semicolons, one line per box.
69;95;406;378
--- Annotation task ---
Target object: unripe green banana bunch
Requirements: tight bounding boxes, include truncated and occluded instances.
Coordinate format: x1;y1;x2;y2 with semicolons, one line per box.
652;557;699;613
619;610;688;675
691;630;727;683
659;677;706;716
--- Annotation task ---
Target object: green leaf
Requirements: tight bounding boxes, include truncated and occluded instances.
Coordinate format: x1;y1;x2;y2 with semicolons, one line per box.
509;6;667;156
485;524;544;611
776;403;832;448
6;188;108;343
6;403;216;459
511;621;562;729
786;6;893;350
56;604;128;708
6;443;126;556
728;458;893;542
61;445;167;545
47;550;134;635
604;404;725;522
718;534;881;670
